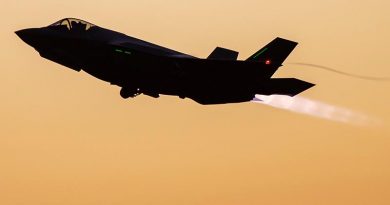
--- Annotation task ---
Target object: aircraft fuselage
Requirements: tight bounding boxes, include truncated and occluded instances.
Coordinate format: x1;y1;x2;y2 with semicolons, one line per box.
16;18;314;105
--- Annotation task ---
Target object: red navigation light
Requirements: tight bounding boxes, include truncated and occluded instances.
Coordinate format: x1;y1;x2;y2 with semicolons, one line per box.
265;60;271;65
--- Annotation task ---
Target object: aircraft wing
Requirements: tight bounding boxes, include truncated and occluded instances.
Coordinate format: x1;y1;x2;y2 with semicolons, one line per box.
109;37;196;58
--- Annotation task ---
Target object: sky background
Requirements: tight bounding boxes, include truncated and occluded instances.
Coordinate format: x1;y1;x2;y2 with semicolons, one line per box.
1;0;390;204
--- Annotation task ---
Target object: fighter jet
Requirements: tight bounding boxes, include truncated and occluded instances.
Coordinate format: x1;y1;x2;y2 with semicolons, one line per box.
15;18;314;105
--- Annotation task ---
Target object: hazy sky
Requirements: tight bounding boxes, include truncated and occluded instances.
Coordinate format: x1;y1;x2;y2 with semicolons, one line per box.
1;1;390;205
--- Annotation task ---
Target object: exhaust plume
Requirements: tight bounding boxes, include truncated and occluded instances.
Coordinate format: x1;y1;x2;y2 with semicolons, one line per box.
253;95;380;126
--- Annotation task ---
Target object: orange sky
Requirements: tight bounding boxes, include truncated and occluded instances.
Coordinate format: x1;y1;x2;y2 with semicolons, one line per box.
1;1;390;205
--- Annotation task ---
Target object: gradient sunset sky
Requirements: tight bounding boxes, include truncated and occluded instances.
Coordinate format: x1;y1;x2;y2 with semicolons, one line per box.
1;0;390;204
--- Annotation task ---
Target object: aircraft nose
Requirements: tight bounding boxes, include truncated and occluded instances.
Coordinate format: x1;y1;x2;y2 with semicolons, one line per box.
15;28;41;47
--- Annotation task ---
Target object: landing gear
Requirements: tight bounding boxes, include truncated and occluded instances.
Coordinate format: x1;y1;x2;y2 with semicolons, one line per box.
120;87;162;99
120;87;141;99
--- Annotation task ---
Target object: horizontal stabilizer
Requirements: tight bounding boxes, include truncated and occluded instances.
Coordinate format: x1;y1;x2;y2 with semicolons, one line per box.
208;47;239;60
257;78;315;96
246;37;298;66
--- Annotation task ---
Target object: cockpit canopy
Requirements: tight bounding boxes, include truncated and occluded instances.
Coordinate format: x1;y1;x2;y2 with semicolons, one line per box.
49;18;96;31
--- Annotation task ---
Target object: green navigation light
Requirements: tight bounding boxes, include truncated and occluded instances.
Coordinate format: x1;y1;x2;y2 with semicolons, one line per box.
253;47;268;59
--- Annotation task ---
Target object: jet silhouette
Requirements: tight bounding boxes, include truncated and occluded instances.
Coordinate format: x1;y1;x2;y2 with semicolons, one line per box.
16;18;314;105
